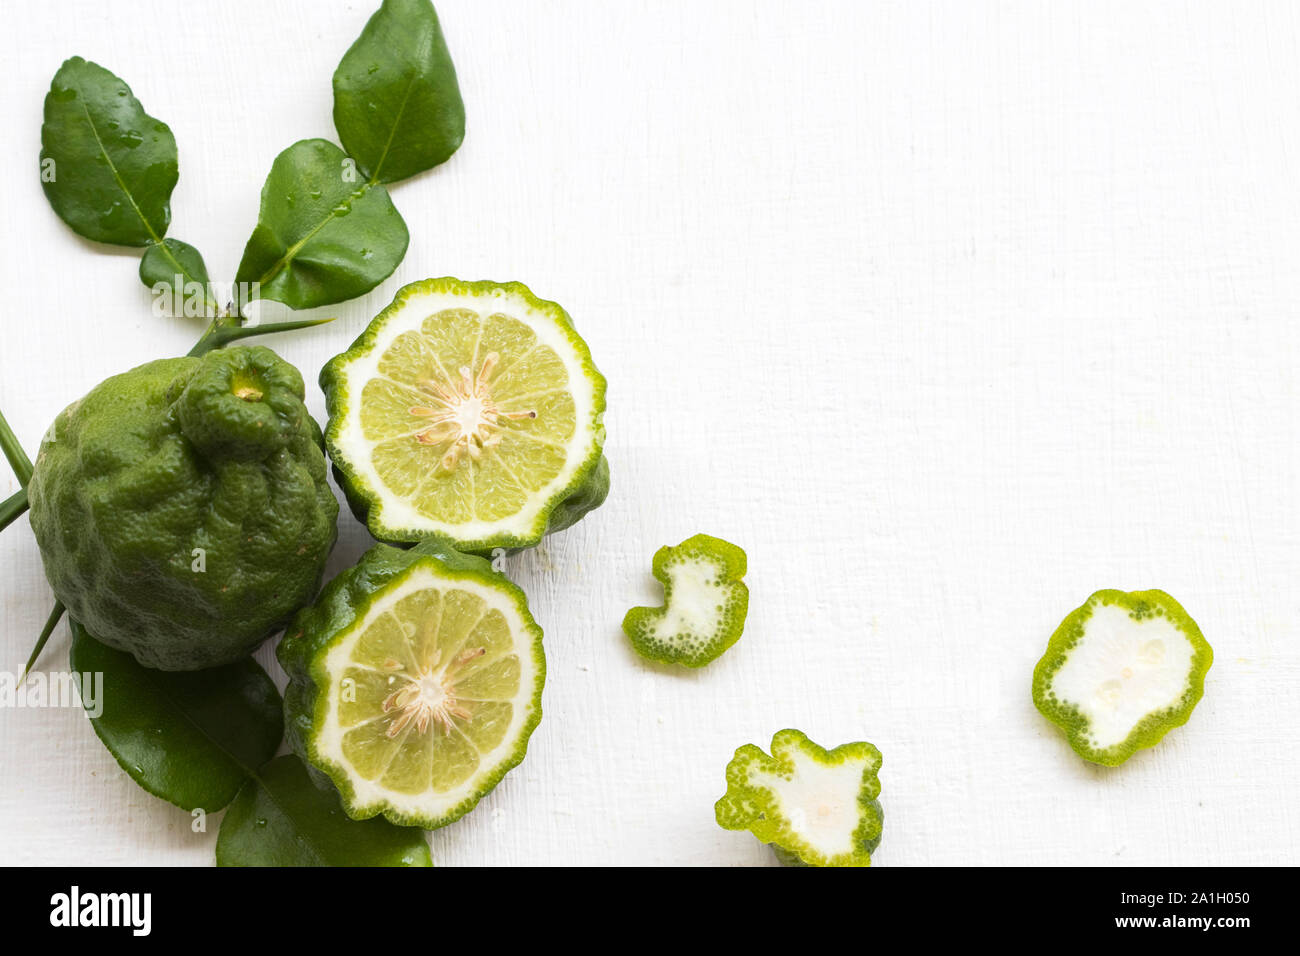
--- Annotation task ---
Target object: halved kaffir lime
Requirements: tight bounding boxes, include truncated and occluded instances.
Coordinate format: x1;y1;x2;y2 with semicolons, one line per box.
321;277;608;553
278;541;545;829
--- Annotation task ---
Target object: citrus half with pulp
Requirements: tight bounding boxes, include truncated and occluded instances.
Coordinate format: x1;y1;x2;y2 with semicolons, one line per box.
279;540;545;829
321;277;608;554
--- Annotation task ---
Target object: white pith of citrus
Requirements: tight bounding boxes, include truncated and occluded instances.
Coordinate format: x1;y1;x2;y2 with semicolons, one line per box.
750;749;871;859
1049;603;1196;750
648;556;732;645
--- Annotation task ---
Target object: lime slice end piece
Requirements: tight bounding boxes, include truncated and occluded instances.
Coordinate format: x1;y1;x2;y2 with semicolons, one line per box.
716;729;884;867
623;533;748;667
1032;589;1213;766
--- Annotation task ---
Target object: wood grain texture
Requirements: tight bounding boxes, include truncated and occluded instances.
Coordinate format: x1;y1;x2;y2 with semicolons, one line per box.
1;0;1297;866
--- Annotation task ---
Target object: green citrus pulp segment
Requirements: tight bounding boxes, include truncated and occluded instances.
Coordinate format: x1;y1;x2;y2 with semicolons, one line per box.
1032;589;1213;766
322;277;608;552
623;533;749;667
279;542;544;829
715;729;883;867
329;567;536;801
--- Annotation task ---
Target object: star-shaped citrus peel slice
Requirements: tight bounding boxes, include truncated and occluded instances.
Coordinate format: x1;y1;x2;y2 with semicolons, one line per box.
715;729;884;867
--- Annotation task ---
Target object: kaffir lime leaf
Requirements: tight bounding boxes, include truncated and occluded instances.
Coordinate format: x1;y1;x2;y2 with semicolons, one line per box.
320;277;608;554
622;533;749;667
715;729;884;867
278;540;545;829
1032;589;1213;766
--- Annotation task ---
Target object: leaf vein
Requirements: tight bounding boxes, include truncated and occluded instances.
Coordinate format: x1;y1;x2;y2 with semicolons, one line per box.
76;97;163;245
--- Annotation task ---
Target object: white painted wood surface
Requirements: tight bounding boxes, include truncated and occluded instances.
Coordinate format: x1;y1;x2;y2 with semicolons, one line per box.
1;0;1297;866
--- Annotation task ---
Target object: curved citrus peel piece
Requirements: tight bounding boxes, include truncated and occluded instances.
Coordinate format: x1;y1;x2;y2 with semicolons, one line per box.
321;277;608;554
1032;589;1213;766
278;540;545;830
715;729;883;867
622;533;748;667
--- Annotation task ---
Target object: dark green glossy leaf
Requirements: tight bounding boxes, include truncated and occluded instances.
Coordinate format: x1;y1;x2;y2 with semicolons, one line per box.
216;755;433;866
68;621;282;812
39;57;177;246
234;139;408;311
334;0;466;184
140;238;220;317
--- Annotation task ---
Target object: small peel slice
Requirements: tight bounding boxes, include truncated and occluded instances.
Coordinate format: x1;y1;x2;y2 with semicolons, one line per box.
1032;589;1213;767
278;541;545;830
321;277;608;554
622;533;748;667
715;729;883;867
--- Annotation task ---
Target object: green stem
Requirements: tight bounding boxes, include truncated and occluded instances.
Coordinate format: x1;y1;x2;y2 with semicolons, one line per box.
20;600;66;683
189;315;335;357
0;407;33;485
188;313;229;357
0;488;29;532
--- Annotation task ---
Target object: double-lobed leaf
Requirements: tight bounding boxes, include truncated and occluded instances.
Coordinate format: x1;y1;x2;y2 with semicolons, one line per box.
234;139;408;312
39;57;219;317
334;0;466;184
40;3;467;321
217;755;432;866
68;621;282;813
40;57;178;247
234;0;464;313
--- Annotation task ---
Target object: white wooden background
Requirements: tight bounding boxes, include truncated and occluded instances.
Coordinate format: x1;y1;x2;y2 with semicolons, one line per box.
1;0;1297;866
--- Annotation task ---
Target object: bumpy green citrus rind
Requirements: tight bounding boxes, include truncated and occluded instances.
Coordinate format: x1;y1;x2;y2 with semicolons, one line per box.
622;533;749;667
319;276;608;556
277;539;545;830
715;729;884;867
27;346;338;671
1032;589;1213;767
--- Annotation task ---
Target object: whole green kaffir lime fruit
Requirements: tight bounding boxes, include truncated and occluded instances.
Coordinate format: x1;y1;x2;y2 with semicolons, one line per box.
28;346;339;670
